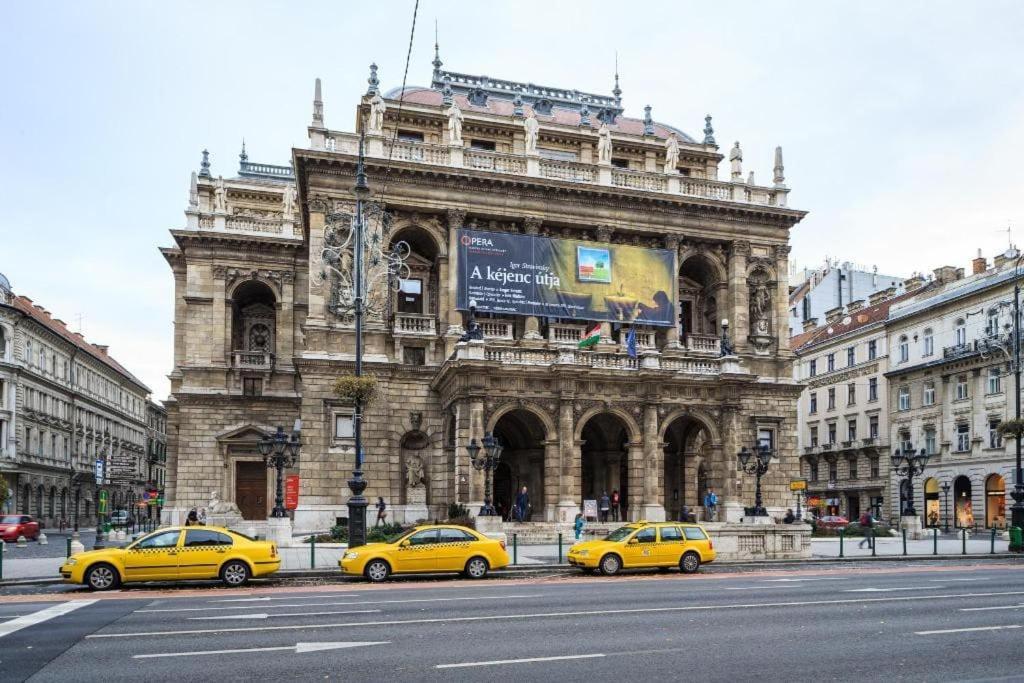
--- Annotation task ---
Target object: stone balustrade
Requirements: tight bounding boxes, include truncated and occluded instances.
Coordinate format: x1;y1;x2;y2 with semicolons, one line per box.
225;216;285;234
479;319;515;340
472;342;725;377
233;350;275;369
393;313;436;335
320;131;789;207
685;333;721;355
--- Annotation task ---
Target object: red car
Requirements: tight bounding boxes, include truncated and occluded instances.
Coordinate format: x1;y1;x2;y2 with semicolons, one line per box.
815;515;849;529
0;515;41;542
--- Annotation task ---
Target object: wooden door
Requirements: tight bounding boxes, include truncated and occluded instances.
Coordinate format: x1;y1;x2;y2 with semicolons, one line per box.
235;462;267;520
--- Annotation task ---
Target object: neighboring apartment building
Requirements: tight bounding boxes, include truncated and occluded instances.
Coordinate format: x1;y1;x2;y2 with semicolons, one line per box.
788;260;904;337
886;252;1019;529
793;283;927;521
0;273;152;527
145;400;167;519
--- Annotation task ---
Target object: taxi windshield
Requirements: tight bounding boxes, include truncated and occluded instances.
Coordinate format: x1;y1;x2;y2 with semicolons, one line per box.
605;526;638;542
388;529;414;544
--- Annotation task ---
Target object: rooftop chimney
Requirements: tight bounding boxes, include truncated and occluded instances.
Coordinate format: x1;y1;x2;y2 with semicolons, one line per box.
903;274;926;292
824;306;844;324
933;265;960;284
972;249;987;275
868;289;890;306
847;299;865;313
802;317;818;332
94;344;109;355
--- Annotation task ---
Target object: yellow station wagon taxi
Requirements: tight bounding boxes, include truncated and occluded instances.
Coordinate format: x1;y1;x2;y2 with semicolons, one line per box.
340;524;510;582
568;521;716;575
60;526;280;590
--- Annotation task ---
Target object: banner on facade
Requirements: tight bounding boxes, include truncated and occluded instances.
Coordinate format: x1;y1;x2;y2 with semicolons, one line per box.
285;475;300;510
456;229;676;326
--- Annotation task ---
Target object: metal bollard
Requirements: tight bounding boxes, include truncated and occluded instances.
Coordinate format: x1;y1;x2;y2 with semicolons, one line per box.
67;537;72;558
513;533;518;565
558;533;563;564
902;528;907;556
933;528;938;556
991;527;997;555
0;541;4;581
962;527;967;555
839;529;844;558
310;537;316;569
872;530;877;557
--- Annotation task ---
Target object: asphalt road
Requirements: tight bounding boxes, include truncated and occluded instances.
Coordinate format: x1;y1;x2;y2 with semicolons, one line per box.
3;562;1024;682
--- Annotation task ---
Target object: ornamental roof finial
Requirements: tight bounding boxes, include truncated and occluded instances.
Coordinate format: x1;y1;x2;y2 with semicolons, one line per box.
199;149;211;178
773;146;786;186
432;20;443;79
612;52;622;106
703;114;716;145
312;77;324;126
643;104;654;135
239;139;248;164
366;63;380;96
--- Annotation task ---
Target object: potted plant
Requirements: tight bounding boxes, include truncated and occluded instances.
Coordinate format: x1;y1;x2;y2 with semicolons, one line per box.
333;373;378;405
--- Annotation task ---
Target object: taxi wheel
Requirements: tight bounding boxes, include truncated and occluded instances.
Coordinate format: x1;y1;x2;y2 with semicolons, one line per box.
680;551;701;574
365;559;391;583
599;554;622;576
220;560;251;587
464;556;489;579
85;563;120;591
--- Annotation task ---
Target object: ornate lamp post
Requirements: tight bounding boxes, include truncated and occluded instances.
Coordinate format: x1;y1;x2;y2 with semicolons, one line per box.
720;318;734;356
319;134;410;548
890;447;929;517
257;423;301;518
466;432;503;516
737;443;773;516
941;481;951;533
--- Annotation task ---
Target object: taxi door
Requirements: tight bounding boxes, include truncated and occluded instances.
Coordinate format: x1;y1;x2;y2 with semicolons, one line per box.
393;529;439;572
655;525;686;565
123;529;182;581
434;527;476;571
621;526;658;567
178;529;233;579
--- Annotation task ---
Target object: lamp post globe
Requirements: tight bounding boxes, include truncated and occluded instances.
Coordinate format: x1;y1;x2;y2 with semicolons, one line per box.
737;441;773;517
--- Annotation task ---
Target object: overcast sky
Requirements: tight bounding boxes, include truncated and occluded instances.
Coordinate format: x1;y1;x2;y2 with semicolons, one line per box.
3;1;1023;400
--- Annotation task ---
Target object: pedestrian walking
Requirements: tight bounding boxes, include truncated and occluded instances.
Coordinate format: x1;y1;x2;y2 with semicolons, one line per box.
599;491;611;522
858;511;874;549
610;490;621;522
703;488;718;522
574;512;585;540
515;486;530;523
375;497;387;526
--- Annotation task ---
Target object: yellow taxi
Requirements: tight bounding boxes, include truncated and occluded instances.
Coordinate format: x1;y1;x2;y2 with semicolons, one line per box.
59;526;280;590
567;521;716;576
340;524;509;582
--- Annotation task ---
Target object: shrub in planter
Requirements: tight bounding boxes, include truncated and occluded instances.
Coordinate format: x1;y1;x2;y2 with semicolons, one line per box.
333;374;378;405
447;502;470;519
444;515;476;530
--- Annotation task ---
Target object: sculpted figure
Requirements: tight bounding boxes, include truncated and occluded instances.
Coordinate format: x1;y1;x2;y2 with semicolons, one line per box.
213;176;227;213
367;92;386;134
446;102;463;145
664;133;679;173
597;122;612;164
282;184;296;216
750;283;772;335
405;455;425;489
523;110;540;154
729;141;743;179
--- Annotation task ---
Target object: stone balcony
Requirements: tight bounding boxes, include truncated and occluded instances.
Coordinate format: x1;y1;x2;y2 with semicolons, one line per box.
319;132;790;207
232;350;275;370
393;313;437;336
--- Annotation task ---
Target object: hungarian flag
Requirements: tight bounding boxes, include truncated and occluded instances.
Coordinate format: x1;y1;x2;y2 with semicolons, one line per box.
578;323;601;349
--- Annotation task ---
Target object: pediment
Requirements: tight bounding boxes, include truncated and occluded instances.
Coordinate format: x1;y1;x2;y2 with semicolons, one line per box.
216;423;273;443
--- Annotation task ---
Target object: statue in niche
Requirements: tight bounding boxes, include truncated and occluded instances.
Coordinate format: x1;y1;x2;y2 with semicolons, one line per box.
596;122;612;164
664;133;679;173
749;281;772;336
523;110;540;155
405;454;425;489
367;92;386;134
213;176;227;213
446;101;464;145
282;184;296;216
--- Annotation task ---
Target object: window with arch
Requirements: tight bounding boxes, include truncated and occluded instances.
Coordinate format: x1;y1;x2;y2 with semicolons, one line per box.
24;339;32;364
0;325;6;359
898;335;909;363
987;308;1000;336
955;318;967;347
922;328;934;356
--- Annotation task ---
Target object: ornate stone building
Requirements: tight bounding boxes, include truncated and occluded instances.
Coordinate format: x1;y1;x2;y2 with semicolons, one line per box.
0;273;151;527
162;59;807;531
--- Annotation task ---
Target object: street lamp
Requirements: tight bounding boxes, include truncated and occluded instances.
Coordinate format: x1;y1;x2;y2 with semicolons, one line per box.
257;422;301;519
941;481;951;533
720;318;734;356
737;443;773;516
467;432;503;516
890;447;930;517
794;489;803;521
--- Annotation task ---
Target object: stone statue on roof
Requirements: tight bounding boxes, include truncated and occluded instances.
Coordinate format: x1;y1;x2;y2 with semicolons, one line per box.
282;184;296;216
523;110;539;155
664;133;679;174
729;141;743;180
597;122;612;165
446;101;463;145
367;92;386;135
213;176;227;213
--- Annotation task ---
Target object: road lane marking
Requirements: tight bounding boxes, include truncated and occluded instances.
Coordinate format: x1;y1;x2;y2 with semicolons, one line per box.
845;587;941;592
437;654;605;669
134;641;389;659
723;586;792;591
210;595;359;603
137;593;544;613
85;591;1024;639
190;609;381;621
0;600;98;639
930;578;981;582
761;577;847;583
915;625;1021;635
960;604;1024;612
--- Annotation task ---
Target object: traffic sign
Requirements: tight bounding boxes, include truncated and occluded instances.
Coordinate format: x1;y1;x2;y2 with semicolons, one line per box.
98;489;109;515
789;479;807;491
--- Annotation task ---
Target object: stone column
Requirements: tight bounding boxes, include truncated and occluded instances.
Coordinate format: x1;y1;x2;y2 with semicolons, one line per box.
277;271;295;369
718;406;744;522
626;441;646;521
306;203;329;322
639;403;666;521
774;244;792;353
436;255;449;334
445;209;467;341
543;439;561;521
212;266;228;366
555;401;579;521
665;236;680;348
728;241;750;353
468;398;485;509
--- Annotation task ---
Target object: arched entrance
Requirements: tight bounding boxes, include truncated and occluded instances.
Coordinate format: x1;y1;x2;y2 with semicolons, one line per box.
580;413;631;521
492;409;548;522
953;475;973;528
663;415;712;521
986;474;1006;529
923;478;940;527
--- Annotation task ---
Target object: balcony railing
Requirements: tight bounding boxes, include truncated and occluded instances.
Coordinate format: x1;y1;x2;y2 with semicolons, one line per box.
538;159;596;183
612;168;668;192
384;140;450;165
464;149;527;174
233;350;275;369
685;333;720;355
393;314;436;336
472;343;721;376
549;323;587;345
479;319;515;340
